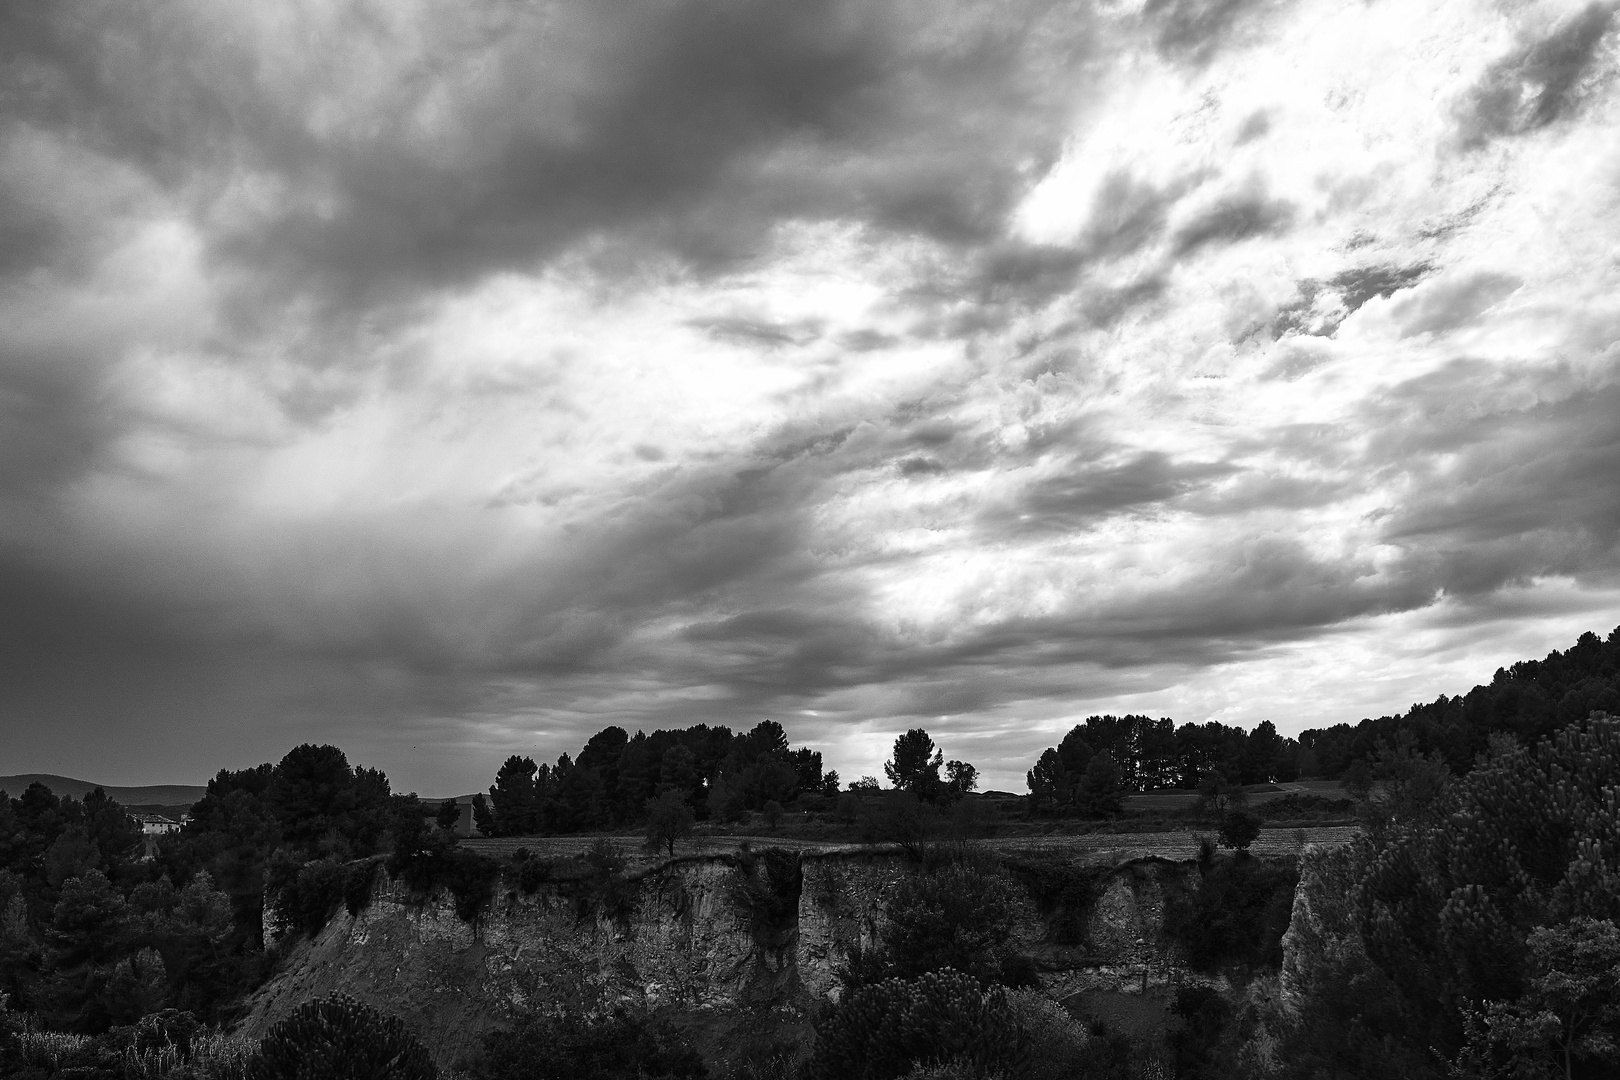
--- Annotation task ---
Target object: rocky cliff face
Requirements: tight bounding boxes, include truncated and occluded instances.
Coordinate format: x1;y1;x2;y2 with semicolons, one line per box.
236;850;1224;1068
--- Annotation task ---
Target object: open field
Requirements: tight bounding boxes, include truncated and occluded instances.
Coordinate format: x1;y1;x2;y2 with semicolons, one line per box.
1124;779;1350;812
462;824;1359;870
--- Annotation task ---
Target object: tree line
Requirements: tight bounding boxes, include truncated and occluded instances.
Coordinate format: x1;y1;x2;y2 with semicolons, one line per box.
1023;625;1620;817
1024;714;1303;816
0;743;434;1034
470;720;839;837
1299;626;1620;778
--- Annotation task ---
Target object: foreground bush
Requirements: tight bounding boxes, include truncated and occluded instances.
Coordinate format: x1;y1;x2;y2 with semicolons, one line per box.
807;968;1026;1080
466;1008;705;1080
1272;716;1620;1078
246;994;437;1080
0;1015;254;1080
840;859;1023;989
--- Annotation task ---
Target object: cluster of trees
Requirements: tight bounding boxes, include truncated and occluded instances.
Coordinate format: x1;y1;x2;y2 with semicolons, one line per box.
807;849;1143;1078
883;729;978;802
0;742;439;1037
1267;714;1620;1079
0;783;242;1031
1024;626;1620;815
1025;715;1301;815
472;721;839;837
1300;625;1620;778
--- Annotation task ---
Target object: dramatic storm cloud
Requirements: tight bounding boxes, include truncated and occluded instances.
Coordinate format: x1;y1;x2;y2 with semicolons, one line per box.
2;0;1618;793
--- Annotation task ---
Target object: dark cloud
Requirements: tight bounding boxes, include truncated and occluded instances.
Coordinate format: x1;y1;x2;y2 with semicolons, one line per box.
1144;0;1272;65
897;456;948;477
1234;110;1270;144
1;0;1099;307
1171;190;1293;255
0;345;108;503
1082;276;1166;327
1379;381;1620;550
1331;262;1435;314
984;451;1234;534
837;329;900;352
1455;2;1616;145
689;315;824;349
969;242;1086;306
1081;172;1175;258
1269;262;1434;339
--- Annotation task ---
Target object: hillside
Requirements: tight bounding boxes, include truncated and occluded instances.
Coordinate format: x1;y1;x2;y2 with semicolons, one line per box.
0;772;205;809
1298;625;1620;775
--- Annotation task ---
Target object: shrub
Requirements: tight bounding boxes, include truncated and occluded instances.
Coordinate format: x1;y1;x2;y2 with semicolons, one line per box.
835;793;861;824
762;800;784;830
266;854;347;938
246;994;437;1080
344;859;382;917
1217;809;1262;851
1167;984;1233;1080
133;1008;201;1056
807;969;1027;1080
870;861;1019;985
644;791;695;858
1255;794;1354;821
1004;988;1092;1080
466;1009;705;1080
1162;854;1297;972
857;793;940;859
387;832;501;922
507;850;557;895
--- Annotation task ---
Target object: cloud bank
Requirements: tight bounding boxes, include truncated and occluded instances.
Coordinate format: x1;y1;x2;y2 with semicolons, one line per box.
2;0;1618;793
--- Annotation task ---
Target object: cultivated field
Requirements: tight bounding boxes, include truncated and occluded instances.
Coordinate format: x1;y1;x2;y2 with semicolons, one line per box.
462;824;1359;869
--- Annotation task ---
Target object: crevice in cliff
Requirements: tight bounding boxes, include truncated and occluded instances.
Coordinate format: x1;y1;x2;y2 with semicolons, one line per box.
725;846;804;1002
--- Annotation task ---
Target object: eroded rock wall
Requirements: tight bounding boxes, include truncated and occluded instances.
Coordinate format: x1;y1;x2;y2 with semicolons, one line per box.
236;850;1227;1068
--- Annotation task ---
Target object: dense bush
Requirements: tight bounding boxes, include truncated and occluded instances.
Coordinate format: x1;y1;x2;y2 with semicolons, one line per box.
386;831;500;922
265;854;347;938
246;994;437;1080
840;859;1020;989
343;859;381;917
807;969;1027;1080
1162;854;1297;972
569;839;637;925
1273;715;1620;1078
506;849;557;895
133;1007;201;1055
1216;810;1261;851
466;1009;705;1080
1254;794;1354;821
1168;985;1234;1080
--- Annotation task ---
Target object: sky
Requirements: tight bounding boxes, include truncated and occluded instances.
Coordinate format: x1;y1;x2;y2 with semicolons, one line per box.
2;0;1619;797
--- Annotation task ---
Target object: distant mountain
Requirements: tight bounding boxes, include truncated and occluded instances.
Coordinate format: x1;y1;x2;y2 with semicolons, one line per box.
0;773;206;809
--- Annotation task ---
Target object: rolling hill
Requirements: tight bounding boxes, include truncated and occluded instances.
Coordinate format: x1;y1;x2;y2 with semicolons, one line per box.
0;773;206;809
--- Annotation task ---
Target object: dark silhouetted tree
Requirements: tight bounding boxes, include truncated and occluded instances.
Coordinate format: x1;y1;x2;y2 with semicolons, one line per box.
643;790;694;858
944;760;978;800
885;729;944;800
1074;753;1126;817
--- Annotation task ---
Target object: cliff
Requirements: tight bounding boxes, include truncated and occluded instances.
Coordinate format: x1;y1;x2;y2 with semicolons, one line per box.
235;848;1233;1069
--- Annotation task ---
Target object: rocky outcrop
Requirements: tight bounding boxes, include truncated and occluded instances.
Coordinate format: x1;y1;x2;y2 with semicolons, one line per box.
235;849;1234;1069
